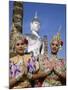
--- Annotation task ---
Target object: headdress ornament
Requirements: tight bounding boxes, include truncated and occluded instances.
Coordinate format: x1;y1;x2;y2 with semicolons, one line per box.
51;31;63;50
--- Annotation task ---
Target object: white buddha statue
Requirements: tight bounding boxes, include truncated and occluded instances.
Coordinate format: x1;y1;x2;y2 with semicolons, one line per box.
25;12;44;58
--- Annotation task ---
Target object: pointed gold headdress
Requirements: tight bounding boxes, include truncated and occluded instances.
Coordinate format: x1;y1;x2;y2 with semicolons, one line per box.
51;32;63;50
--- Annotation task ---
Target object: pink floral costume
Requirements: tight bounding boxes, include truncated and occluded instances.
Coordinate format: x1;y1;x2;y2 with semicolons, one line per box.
39;55;66;86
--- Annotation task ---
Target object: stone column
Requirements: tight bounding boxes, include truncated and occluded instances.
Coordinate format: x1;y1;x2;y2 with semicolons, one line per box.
43;35;48;56
9;1;23;57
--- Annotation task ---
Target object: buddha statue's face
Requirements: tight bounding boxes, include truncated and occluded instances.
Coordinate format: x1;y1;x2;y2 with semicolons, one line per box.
30;21;40;32
50;40;59;54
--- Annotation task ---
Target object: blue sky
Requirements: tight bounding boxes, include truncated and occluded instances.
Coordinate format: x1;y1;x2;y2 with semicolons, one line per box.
9;1;66;58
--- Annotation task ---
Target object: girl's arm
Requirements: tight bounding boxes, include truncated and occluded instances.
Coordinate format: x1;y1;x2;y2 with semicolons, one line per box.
54;59;66;78
9;73;24;88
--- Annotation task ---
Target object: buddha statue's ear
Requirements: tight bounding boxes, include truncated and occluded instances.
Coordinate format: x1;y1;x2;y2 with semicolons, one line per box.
30;22;33;31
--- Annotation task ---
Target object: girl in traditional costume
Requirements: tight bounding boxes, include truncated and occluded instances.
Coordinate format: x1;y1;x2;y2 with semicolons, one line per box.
41;32;66;86
9;33;39;88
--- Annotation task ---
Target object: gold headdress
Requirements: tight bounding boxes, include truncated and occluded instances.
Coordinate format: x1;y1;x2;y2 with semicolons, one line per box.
51;32;63;50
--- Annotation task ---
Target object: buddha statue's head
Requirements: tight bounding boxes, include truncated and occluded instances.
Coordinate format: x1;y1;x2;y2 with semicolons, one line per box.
30;12;40;33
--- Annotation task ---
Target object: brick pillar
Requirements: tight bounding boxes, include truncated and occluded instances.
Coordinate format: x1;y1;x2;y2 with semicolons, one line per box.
9;1;23;57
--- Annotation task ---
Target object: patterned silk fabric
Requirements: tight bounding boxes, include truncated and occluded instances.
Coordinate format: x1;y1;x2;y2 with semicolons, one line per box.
39;55;66;86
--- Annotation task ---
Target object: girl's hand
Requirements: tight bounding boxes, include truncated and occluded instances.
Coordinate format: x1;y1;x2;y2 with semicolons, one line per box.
50;59;56;68
43;59;53;74
15;72;24;81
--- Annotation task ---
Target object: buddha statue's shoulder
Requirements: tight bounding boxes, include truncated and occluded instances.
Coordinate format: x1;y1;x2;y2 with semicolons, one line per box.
25;33;39;40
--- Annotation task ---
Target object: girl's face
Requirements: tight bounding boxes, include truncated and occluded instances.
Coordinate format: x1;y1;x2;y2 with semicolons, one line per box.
15;39;27;55
50;40;59;54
